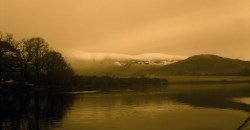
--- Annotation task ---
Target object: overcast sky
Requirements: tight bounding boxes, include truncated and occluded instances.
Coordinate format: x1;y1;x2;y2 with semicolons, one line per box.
1;0;250;59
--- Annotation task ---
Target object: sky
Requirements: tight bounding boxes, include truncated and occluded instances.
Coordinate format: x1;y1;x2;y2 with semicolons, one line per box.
1;0;250;60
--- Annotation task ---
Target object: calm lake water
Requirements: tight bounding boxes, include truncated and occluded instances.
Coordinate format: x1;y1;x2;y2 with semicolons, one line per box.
1;84;250;130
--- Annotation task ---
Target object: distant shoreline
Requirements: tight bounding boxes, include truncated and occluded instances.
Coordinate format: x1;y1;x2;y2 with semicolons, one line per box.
0;76;168;92
153;76;250;84
168;80;250;85
1;76;250;93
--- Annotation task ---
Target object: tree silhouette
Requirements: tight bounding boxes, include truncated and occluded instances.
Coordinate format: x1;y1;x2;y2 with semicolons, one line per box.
17;37;49;83
0;41;20;86
41;51;74;85
0;32;74;86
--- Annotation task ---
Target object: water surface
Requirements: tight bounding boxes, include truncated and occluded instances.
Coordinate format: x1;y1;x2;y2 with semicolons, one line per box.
1;84;250;130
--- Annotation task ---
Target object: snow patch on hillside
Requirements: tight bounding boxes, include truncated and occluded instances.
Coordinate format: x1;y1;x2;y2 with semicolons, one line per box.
134;53;187;61
68;50;187;61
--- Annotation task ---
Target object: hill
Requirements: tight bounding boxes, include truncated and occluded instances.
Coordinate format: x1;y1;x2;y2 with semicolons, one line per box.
152;54;250;76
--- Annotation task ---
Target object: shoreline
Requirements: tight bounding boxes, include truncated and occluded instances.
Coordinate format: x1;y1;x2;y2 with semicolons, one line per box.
1;76;250;93
168;80;250;85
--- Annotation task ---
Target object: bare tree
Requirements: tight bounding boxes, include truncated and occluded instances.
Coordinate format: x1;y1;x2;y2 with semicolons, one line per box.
31;38;49;82
17;37;49;83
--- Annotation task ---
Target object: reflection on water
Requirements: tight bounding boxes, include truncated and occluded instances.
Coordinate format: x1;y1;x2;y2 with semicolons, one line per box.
0;92;75;130
1;83;250;130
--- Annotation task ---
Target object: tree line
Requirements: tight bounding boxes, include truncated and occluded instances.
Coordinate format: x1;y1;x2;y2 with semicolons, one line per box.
0;32;74;86
0;32;167;89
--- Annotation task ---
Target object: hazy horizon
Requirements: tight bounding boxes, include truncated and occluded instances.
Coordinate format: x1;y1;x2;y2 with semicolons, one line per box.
1;0;250;60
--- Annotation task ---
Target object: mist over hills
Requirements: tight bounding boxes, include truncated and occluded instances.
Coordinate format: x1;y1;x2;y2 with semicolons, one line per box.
67;51;187;62
66;52;250;77
66;51;187;76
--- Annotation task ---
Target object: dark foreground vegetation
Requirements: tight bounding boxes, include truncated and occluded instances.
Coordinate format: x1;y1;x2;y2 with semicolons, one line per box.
0;33;73;87
0;32;167;91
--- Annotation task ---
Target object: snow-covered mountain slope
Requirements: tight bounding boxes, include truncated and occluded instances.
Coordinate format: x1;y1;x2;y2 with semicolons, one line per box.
67;50;187;65
66;51;187;76
133;53;187;61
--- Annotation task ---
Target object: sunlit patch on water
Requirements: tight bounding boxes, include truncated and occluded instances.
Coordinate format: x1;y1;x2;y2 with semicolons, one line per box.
233;97;250;105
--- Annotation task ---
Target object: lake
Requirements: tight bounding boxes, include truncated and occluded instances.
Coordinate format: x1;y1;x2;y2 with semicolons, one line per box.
1;83;250;130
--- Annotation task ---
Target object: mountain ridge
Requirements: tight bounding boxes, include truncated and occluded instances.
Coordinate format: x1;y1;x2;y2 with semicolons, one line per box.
152;54;250;76
66;52;250;76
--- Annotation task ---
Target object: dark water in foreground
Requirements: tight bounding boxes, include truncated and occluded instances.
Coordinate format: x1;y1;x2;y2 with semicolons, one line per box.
1;84;250;130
